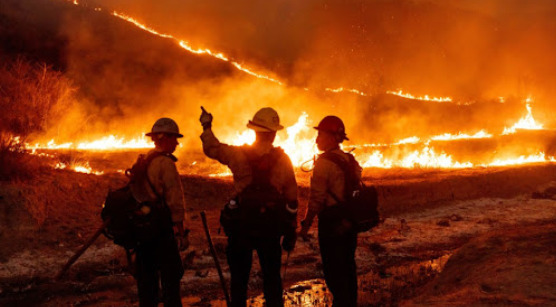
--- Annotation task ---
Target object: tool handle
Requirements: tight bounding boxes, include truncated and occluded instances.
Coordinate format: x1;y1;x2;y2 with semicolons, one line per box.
54;218;111;281
201;211;231;307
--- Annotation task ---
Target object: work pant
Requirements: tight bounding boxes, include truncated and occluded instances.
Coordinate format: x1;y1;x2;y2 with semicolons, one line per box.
226;235;283;307
318;220;358;307
135;228;184;307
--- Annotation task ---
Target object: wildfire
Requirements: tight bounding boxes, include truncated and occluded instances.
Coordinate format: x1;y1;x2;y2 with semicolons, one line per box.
487;153;555;167
430;130;492;141
502;100;544;135
225;112;318;167
358;147;473;169
29;135;153;151
110;11;283;86
325;87;368;96
55;161;104;175
41;1;556;172
387;90;452;102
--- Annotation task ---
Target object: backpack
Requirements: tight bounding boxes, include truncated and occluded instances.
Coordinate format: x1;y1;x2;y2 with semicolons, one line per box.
220;147;288;237
319;151;380;233
101;152;170;249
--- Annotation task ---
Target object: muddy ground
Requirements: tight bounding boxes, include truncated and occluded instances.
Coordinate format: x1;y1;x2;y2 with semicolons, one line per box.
1;162;556;306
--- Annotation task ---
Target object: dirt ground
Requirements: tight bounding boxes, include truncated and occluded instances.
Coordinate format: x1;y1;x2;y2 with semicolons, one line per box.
1;162;556;306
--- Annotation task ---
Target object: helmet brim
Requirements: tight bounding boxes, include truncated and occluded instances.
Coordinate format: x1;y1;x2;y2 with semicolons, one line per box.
146;132;184;138
313;127;349;141
247;121;283;132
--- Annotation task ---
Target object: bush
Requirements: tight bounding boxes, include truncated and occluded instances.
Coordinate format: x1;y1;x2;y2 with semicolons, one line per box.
0;57;73;136
0;57;74;180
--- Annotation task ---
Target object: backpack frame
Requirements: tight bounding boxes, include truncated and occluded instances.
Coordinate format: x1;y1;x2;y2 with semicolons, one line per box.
319;151;380;233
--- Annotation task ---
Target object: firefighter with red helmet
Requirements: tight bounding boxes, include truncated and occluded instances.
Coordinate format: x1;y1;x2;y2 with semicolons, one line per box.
199;107;298;307
299;115;362;307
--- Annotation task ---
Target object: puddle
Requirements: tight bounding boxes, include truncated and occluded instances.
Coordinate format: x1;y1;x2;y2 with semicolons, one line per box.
204;253;453;306
25;253;450;306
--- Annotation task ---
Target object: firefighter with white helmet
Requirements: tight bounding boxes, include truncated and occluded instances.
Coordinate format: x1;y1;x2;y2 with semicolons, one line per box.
130;117;188;307
200;107;298;307
299;115;362;307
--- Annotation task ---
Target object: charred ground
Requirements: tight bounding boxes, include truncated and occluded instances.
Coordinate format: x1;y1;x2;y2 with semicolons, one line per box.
1;156;555;306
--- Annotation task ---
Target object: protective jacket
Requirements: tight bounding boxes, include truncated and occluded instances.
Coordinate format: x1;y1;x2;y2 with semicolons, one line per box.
304;148;362;226
130;149;186;223
201;129;297;204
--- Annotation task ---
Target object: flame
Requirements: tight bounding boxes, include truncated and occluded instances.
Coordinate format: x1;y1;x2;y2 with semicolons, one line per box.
358;147;473;169
111;11;283;86
486;153;555;167
503;100;544;134
325;87;368;96
55;161;104;175
387;90;452;102
430;130;492;141
29;135;153;151
225;112;318;166
40;1;556;172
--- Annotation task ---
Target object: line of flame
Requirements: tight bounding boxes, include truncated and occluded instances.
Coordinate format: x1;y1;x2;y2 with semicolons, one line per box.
55;161;104;175
28;135;153;151
112;11;283;86
387;90;452;102
502;102;543;135
77;1;469;102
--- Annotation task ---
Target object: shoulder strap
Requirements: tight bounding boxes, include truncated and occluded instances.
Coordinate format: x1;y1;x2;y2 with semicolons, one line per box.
141;151;173;200
319;151;357;202
243;147;282;184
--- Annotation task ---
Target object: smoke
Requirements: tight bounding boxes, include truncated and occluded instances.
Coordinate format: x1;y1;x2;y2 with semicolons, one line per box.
6;0;556;155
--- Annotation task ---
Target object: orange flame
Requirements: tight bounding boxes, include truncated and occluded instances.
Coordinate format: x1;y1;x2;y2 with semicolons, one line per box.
55;161;104;175
502;99;544;135
29;135;153;151
387;89;452;102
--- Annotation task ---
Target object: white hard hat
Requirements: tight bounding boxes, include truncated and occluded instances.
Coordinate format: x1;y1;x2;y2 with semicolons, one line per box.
246;107;284;132
146;117;183;138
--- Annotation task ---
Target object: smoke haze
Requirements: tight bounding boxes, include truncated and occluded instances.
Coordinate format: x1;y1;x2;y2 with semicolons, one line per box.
3;0;556;154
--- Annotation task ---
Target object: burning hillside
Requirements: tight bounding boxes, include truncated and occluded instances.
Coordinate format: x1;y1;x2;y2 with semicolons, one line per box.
1;0;555;178
2;1;556;306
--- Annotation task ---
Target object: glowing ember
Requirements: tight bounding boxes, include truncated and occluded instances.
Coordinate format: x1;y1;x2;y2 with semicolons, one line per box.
387;90;452;102
502;101;544;135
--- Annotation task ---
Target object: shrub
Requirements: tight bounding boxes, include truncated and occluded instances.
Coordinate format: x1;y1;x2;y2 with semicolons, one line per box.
0;57;74;180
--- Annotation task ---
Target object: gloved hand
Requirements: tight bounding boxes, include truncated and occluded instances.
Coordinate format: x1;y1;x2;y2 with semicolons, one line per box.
173;222;190;251
176;233;190;251
299;219;312;242
282;232;297;251
200;106;213;130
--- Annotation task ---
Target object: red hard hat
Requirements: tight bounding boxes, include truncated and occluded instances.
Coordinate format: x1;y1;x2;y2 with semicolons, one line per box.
314;116;349;141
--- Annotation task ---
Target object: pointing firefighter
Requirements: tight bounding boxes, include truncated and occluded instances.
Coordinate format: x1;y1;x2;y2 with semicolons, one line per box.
200;107;298;307
130;117;189;307
299;116;362;307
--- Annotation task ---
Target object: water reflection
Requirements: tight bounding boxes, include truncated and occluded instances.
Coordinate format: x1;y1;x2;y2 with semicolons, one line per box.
186;253;451;306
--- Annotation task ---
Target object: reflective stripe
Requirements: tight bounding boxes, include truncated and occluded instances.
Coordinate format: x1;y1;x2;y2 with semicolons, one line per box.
286;204;298;214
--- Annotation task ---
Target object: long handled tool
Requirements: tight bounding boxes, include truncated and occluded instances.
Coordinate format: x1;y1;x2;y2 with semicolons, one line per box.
54;218;111;280
200;211;231;307
282;250;291;295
